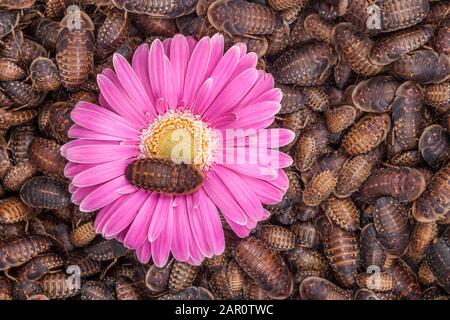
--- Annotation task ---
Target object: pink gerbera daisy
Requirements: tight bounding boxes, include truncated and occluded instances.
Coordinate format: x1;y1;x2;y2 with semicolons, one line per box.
61;34;294;267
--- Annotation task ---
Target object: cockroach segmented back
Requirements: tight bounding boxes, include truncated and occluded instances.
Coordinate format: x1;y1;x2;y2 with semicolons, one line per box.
233;236;293;299
116;277;143;300
0;58;26;81
0;9;19;39
273;41;336;86
10;125;36;164
16;253;65;282
426;238;450;293
96;9;129;59
20;176;70;210
324;196;360;232
0;276;13;300
39;272;80;299
325;105;356;134
406;222;438;263
70;220;97;248
29;137;66;179
125;159;204;195
207;0;282;35
30;18;59;51
378;0;429;33
0;81;44;108
0;196;32;224
424;82;450;114
280;108;318;133
299;277;352;300
302;170;337;207
168;262;200;293
259;225;295;251
66;252;102;278
369;25;435;66
433;16;450;56
341;113;391;156
290;221;321;249
419;124;450;168
304;86;330;112
158;286;215;300
266;21;290;56
315;214;358;288
390;50;450;84
304;13;334;44
386;259;422;300
413;164;450;223
373;197;411;257
268;0;307;11
360;223;388;271
356;272;396;292
30;57;61;92
359;167;426;203
56;8;95;89
0;235;52;271
81;281;116;300
113;0;197;18
352;76;400;113
2;162;37;192
276;84;306;115
0;0;36;9
85;239;128;261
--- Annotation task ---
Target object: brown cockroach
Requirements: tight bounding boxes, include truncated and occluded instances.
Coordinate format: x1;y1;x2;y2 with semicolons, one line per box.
0;109;37;129
0;276;13;300
233;236;293;299
280;4;303;24
425;0;450;24
0;58;26;81
259;225;295;251
69;90;97;105
132;14;178;37
285;246;328;275
168;262;200;293
177;14;216;39
159;286;215;300
0;235;52;271
325;105;356;134
44;102;74;144
315;214;358;288
0;222;26;242
377;0;429;33
10;125;35;164
0;81;44;108
273;41;336;86
39;271;80;299
30;18;60;51
356;272;396;292
352;76;400;113
30;57;61;92
299;277;352;300
280;108;318;133
70;220;97;248
81;281;116;300
0;136;11;179
18;37;47;68
389;150;424;167
413;164;450;223
324;196;360;232
96;9;129;59
290;221;321;249
209;261;244;299
341;113;391;156
370;25;435;66
66;252;102;278
391;81;423;152
126;159;204;195
337;0;370;31
0;31;23;61
304;86;330;112
115;277;143;300
12;280;44;300
359;167;426;203
204;253;228;271
373;197;411;257
113;0;197;18
276;84;305;115
145;260;172;296
2;162;37;192
302;170;337;207
208;0;282;35
303;13;334;44
426;238;450;293
290;10;314;46
242;277;269;300
419;124;450;168
56;8;95;89
331;22;384;76
0;9;19;39
197;0;219;16
0;196;32;224
225;34;269;58
0;0;36;9
418;260;438;287
360;223;389;271
285;170;302;203
28;137;66;179
20;176;71;210
334;56;354;90
406;222;438;263
268;0;307;11
85;239;128;261
266;21;290;56
354;288;397;300
16;253;65;282
386;259;422;300
390;50;450;84
424;82;450;114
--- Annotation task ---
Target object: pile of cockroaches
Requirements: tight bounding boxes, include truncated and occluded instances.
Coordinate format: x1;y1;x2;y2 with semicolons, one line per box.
0;0;449;300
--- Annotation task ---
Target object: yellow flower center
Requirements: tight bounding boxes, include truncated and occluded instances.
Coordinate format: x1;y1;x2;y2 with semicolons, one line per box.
140;110;215;170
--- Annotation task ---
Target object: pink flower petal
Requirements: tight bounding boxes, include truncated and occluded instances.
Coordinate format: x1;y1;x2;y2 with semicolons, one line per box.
241;175;285;204
233;102;281;127
64;143;138;164
136;241;152;263
221;128;295;148
170;34;189;104
151;201;173;267
148;40;168;106
64;162;97;178
79;176;130;212
253;87;282;104
234;72;275;112
95;195;129;233
124;192;159;249
205;34;224;78
171;196;190;261
225;218;252;238
113;53;155;118
72;159;131;187
220;163;277;180
68;125;125;141
183;37;211;107
162;38;172;55
148;195;173;242
71;185;97;205
203;170;248;225
103;190;147;238
232;52;258;78
163;56;177;108
132;43;156;107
